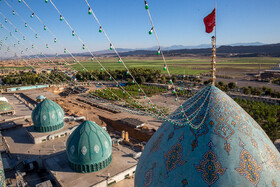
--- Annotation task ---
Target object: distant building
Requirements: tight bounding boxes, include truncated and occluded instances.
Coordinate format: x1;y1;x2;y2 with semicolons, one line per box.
271;63;280;70
260;63;280;79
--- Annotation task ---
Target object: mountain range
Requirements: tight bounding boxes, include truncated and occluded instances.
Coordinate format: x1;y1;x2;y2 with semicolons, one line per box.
93;42;265;55
23;42;280;59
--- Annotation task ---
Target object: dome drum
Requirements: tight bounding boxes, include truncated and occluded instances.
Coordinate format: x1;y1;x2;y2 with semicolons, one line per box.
34;121;64;133
69;155;112;173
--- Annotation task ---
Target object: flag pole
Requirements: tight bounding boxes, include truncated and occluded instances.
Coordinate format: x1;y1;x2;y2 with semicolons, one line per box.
215;2;217;42
211;3;217;85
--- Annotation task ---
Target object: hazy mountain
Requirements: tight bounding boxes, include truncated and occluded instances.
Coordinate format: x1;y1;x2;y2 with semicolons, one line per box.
119;43;280;57
226;42;264;46
92;42;266;55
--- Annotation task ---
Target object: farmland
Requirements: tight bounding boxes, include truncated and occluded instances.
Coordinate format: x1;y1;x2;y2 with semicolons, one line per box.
70;57;278;76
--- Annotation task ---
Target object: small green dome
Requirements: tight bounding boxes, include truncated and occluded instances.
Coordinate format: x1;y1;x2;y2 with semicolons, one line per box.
66;120;112;173
0;101;13;112
31;99;64;132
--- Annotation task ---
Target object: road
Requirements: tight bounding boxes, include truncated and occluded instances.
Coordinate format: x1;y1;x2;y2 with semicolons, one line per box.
202;77;280;92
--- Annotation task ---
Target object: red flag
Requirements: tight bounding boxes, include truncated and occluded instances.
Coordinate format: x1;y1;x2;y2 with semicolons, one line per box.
203;8;216;33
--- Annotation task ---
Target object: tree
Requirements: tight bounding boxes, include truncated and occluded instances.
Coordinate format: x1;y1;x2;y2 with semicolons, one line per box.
204;80;211;85
171;76;177;83
228;82;236;90
218;81;224;87
161;76;166;84
243;87;251;95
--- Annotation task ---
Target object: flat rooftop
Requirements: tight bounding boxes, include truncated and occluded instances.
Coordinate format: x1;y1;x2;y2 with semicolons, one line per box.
2;126;69;159
16;89;59;101
44;145;137;187
27;121;80;139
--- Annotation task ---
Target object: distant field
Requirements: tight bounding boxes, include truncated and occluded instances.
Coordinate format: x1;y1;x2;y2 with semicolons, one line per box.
0;66;31;70
70;57;278;75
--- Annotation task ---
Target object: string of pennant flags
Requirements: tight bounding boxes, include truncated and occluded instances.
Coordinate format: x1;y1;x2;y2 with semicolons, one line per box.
0;0;173;123
0;0;217;129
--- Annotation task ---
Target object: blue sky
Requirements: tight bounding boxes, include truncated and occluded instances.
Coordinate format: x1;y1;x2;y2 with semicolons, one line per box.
0;0;280;57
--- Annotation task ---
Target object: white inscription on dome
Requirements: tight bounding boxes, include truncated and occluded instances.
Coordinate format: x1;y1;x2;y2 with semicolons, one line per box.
71;145;75;154
81;146;87;155
58;111;62;117
94;145;99;153
104;141;109;149
43;115;47;121
52;111;55;119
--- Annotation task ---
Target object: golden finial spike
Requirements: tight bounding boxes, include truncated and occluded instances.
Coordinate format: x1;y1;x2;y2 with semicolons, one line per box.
211;36;216;85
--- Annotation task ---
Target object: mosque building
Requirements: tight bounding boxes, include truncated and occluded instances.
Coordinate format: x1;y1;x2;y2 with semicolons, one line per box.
0;93;137;186
44;120;137;186
135;85;280;186
27;97;80;144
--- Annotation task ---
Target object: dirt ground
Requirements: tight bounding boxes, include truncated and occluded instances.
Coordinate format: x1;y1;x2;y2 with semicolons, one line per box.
54;95;164;129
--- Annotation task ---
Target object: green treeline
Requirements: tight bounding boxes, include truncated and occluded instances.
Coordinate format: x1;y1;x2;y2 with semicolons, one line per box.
76;68;161;84
1;71;70;85
212;81;280;98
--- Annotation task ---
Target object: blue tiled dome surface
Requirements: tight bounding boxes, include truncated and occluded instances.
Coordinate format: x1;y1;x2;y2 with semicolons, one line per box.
135;85;280;187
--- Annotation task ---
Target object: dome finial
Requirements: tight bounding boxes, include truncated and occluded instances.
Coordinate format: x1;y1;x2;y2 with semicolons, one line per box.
211;36;216;85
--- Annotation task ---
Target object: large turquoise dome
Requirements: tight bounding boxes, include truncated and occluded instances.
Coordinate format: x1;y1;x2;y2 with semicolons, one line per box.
135;85;280;187
66;120;112;173
31;99;64;132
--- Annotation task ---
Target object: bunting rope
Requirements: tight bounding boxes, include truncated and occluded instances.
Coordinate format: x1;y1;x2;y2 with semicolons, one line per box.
0;0;205;125
0;34;56;85
4;0;73;69
143;0;186;113
0;14;74;86
0;12;168;123
47;0;171;120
